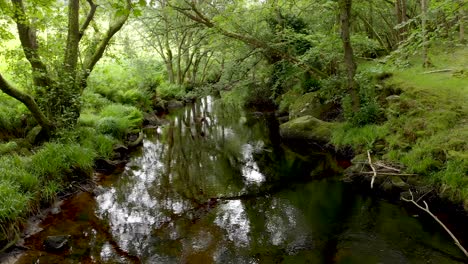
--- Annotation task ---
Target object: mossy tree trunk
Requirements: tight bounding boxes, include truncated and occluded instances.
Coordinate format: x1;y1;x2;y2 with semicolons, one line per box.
2;0;132;133
421;0;432;68
339;0;360;112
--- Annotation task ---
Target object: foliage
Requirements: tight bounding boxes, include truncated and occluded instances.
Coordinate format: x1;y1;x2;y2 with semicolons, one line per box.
30;143;96;182
87;59;162;110
331;123;387;151
0;94;31;139
156;82;187;100
381;46;468;202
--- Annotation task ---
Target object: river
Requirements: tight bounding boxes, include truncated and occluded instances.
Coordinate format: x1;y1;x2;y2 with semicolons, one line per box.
15;97;467;263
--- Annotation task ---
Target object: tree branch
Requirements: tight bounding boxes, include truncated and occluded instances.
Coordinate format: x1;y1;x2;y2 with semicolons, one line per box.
81;0;132;90
0;73;53;132
79;0;98;40
402;190;468;258
171;3;327;78
367;150;377;188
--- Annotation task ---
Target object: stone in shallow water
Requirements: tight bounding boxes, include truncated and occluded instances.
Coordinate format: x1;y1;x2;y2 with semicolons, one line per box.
44;235;71;251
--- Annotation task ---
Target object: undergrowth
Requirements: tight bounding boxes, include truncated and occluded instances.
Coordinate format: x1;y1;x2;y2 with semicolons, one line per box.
335;46;468;207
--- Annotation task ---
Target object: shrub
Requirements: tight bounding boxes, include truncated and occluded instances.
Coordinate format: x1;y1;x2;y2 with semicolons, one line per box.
100;104;143;129
0;155;38;193
157;82;186;100
96;117;129;139
0;181;31;223
0;141;19;155
30;143;96;181
81;91;111;111
116;88;151;109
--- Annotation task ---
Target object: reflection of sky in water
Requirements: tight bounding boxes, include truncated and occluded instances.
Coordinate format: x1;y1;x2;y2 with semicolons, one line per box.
241;142;265;183
215;200;251;247
266;198;308;250
95;137;181;255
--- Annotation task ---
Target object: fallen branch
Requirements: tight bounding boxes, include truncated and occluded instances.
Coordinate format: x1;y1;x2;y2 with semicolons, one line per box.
375;161;401;172
367;150;377;189
401;189;468;258
422;69;453;74
358;172;416;176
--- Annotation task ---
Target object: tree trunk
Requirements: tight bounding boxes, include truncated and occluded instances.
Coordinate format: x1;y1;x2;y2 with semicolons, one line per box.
339;0;359;112
11;0;52;88
460;2;465;44
0;73;53;134
81;0;132;90
421;0;431;68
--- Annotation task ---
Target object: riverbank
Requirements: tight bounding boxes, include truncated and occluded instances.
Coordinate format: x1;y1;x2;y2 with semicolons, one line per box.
0;79;193;253
7;96;468;263
280;46;467;210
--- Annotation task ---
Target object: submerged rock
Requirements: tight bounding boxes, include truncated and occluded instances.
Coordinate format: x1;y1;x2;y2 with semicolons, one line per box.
143;113;163;126
44;235;70;251
94;159;126;174
280;115;336;143
167;100;184;110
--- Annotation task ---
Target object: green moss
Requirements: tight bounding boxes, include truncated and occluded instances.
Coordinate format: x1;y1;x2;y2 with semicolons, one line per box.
278;88;302;114
289;92;333;119
379;46;467;202
331;123;387;152
280;115;337;142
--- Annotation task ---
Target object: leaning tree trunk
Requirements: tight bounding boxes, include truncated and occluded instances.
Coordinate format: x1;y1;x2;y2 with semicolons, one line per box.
339;0;360;112
0;74;53;134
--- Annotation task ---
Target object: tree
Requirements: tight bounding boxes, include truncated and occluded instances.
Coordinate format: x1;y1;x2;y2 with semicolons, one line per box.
0;0;133;134
421;0;431;67
339;0;359;112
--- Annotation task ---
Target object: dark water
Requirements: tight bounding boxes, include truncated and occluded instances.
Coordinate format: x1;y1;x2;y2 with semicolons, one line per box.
16;97;467;263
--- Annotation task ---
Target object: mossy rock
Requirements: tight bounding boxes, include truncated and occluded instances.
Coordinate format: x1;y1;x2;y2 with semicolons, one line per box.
280;115;337;143
289;92;334;119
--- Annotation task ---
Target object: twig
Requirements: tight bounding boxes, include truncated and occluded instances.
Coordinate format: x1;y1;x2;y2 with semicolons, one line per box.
422;69;453;74
375;161;401;172
402;190;468;258
367;150;377;189
358;172;417;176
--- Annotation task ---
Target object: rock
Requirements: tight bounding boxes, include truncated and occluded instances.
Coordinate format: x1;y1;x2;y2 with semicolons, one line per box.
44;235;70;251
94;159;126;174
167;100;184;110
113;144;128;155
391;176;409;189
143;113;161;126
280;115;336;143
277;116;289;124
152;98;167;112
385;95;400;102
128;131;144;148
289;92;335;120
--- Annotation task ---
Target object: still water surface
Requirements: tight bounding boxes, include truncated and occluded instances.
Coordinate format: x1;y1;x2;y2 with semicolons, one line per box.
17;97;466;263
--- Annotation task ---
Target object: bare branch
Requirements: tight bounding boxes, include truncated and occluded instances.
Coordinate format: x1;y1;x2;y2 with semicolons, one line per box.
368;150;377;188
401;190;468;258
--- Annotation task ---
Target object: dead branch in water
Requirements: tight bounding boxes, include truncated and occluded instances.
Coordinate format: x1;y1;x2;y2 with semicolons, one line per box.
401;189;468;258
367;150;378;189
